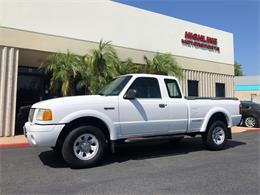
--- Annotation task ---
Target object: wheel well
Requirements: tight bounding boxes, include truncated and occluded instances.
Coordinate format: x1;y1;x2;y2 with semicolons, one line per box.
205;112;232;139
56;117;110;148
207;112;228;129
243;115;256;119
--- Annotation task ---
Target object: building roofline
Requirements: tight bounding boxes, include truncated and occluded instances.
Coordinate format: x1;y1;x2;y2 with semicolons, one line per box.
114;1;234;35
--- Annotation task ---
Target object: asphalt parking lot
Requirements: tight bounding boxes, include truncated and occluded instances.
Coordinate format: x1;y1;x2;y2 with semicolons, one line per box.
0;131;259;195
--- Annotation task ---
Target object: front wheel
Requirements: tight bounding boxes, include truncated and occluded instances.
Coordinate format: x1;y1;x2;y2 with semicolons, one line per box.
62;126;106;168
202;121;227;150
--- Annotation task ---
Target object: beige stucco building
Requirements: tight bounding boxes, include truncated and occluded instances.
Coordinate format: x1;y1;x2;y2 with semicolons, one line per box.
234;76;260;103
0;0;235;137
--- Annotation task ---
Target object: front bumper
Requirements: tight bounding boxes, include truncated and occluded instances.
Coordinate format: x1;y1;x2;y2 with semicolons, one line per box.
24;122;65;147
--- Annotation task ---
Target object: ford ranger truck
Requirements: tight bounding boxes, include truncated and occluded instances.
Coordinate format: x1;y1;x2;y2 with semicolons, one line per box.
24;74;241;168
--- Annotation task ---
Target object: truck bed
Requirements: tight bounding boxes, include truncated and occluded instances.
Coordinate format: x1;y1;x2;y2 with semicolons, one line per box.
185;96;239;100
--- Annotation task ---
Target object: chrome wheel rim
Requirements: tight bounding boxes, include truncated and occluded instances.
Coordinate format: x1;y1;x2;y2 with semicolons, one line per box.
73;133;99;160
245;117;256;128
212;126;225;145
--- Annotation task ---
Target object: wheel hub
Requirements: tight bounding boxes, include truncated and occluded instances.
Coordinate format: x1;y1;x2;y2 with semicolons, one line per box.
79;141;91;152
245;117;256;127
73;133;99;160
212;127;225;145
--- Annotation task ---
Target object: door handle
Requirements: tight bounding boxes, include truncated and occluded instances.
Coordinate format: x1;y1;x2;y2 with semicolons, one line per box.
159;103;167;108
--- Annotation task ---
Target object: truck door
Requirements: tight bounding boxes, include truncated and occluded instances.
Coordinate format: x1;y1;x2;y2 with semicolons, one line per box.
119;77;169;136
163;79;188;133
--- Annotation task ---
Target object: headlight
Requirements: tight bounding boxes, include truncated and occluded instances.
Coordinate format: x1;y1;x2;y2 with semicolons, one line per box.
36;109;53;121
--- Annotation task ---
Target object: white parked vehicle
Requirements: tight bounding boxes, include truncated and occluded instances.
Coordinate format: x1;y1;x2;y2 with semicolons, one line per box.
24;74;241;168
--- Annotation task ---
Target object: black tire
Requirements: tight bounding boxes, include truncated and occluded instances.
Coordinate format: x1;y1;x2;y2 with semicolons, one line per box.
62;126;106;168
202;121;227;150
51;145;61;154
244;116;258;128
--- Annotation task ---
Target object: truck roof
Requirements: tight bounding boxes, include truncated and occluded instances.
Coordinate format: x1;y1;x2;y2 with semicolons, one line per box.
124;73;179;80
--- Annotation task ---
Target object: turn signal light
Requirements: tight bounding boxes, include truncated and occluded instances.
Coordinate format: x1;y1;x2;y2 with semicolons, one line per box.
37;109;53;121
42;109;52;121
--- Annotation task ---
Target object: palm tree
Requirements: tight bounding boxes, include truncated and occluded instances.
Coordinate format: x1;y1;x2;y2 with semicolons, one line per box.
114;58;141;75
42;41;183;96
83;44;182;94
234;61;243;76
42;51;84;96
142;53;183;77
83;40;121;94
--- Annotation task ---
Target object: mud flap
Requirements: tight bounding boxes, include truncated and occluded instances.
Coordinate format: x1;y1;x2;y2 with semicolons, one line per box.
110;141;116;154
227;128;232;139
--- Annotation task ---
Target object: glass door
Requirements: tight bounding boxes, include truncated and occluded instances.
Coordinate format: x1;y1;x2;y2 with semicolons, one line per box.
15;67;46;134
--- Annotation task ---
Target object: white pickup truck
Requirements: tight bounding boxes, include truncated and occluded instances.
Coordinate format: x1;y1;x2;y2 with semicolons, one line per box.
24;74;241;168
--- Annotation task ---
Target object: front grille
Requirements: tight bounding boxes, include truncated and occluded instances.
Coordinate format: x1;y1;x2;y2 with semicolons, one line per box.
28;108;36;122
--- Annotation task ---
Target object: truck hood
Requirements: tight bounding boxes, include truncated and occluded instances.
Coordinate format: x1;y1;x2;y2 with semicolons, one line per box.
32;95;107;108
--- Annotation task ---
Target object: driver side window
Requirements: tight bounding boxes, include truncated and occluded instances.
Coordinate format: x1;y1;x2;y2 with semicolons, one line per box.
127;77;161;98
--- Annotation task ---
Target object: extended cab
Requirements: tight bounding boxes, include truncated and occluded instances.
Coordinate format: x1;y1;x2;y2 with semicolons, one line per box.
24;74;241;168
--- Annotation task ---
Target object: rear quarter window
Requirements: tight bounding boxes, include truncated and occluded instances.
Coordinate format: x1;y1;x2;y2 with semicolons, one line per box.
164;79;182;98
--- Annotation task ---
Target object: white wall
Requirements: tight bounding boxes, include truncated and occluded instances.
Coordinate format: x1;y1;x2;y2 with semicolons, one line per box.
0;0;234;65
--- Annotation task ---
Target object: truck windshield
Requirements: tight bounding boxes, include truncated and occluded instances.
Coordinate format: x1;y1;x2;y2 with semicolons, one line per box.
98;76;132;96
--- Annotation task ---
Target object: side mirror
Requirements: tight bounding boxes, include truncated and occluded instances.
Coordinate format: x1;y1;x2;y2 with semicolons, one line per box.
124;89;137;100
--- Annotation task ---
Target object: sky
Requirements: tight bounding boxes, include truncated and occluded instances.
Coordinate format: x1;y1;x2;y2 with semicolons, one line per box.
114;0;260;76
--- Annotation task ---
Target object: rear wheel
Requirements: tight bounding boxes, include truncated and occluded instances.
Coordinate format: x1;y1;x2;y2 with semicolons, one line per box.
62;126;106;168
202;121;227;150
244;116;257;128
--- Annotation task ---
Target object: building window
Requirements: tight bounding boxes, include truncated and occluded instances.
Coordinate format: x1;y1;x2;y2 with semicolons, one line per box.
188;80;199;97
216;83;225;97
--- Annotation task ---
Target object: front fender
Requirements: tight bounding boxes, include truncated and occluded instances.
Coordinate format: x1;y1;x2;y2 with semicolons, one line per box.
59;109;117;140
200;107;231;132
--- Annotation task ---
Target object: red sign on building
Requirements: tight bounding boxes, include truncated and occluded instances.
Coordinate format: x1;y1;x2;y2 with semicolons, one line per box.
181;31;220;52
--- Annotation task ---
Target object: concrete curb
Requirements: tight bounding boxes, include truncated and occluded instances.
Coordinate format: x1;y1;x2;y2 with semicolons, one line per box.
244;128;260;132
0;135;29;149
231;127;260;133
0;143;30;149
